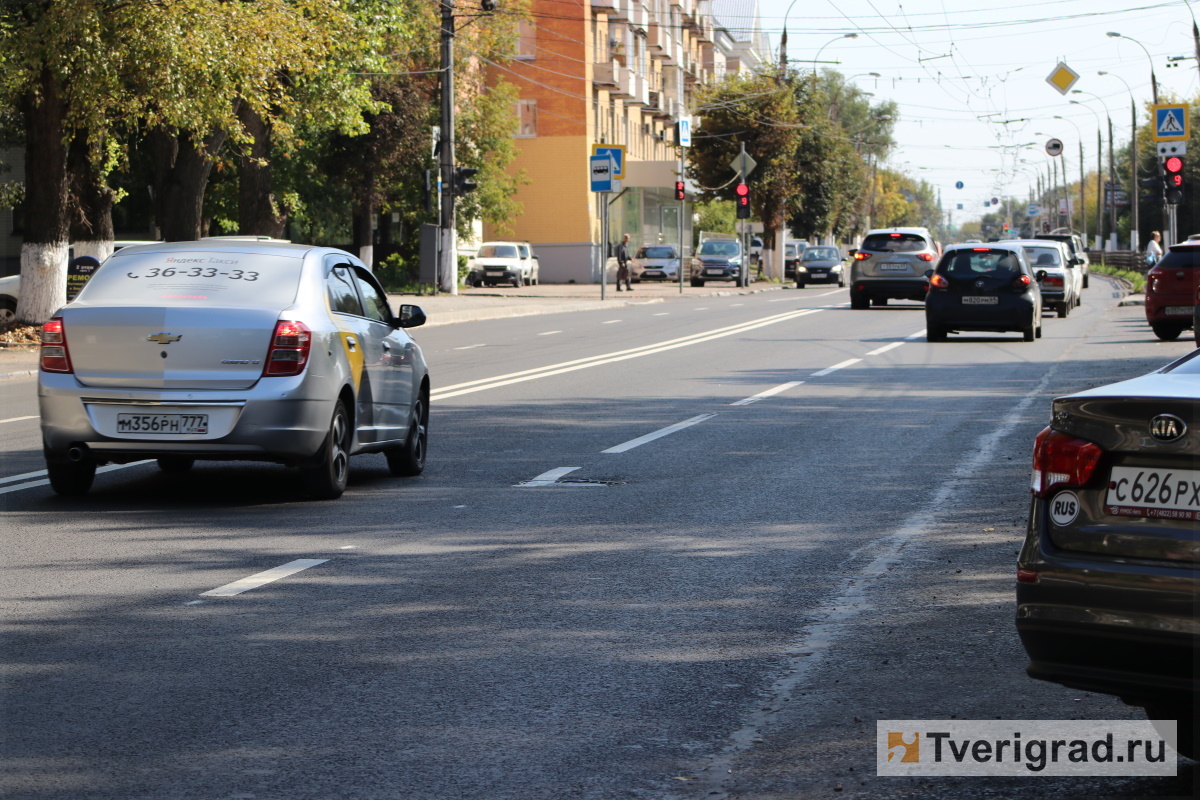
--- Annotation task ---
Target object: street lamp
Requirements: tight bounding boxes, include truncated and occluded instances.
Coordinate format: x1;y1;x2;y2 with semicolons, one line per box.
1097;70;1141;251
1053;114;1088;245
1072;91;1118;247
813;33;858;73
778;0;802;76
1107;32;1159;103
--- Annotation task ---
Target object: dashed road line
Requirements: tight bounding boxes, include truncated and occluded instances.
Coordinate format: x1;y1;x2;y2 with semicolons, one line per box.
200;559;330;597
453;344;486;350
865;341;905;357
906;329;927;339
731;381;804;406
515;466;582;487
0;415;37;424
810;358;862;377
537;330;562;336
602;414;717;454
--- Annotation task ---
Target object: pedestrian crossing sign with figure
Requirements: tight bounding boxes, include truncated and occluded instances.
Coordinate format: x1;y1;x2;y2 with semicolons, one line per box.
1153;104;1189;142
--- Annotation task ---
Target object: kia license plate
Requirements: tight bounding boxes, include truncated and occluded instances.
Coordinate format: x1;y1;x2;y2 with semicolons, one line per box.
1105;465;1200;521
117;413;208;434
961;295;999;305
1165;306;1193;316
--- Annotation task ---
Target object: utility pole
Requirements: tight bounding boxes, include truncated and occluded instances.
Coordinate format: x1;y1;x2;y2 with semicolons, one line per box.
1095;128;1103;247
438;0;459;294
1108;115;1117;249
1078;138;1086;245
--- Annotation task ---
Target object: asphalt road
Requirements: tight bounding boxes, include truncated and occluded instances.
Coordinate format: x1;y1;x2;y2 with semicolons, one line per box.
1;279;1196;799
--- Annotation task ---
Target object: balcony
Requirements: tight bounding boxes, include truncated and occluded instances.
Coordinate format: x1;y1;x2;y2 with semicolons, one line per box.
647;22;673;53
591;0;629;21
610;65;634;99
593;61;619;87
628;0;647;30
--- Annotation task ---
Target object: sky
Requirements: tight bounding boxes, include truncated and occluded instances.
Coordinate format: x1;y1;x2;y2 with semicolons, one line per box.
721;0;1200;227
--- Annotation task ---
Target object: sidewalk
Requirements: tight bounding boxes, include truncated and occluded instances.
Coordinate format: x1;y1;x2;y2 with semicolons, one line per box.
0;280;788;380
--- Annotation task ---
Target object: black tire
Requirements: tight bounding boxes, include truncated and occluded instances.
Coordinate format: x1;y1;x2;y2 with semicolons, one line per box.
301;400;351;500
157;456;194;473
0;297;15;326
386;393;428;477
926;324;947;342
46;459;96;496
796;280;806;289
1057;301;1069;318
1144;702;1197;761
871;297;888;307
838;275;846;288
690;278;704;287
1083;273;1090;288
512;273;523;289
1036;322;1043;338
1151;322;1185;341
850;292;870;310
1022;325;1036;342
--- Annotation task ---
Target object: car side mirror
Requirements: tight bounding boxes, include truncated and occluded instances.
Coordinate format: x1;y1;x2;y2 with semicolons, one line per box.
1035;270;1047;281
397;304;426;328
1070;257;1082;266
848;249;858;257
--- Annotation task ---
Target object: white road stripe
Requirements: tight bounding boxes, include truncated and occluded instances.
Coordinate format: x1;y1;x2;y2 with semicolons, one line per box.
537;330;562;336
453;344;486;350
515;466;580;487
200;559;329;597
602;320;622;324
810;358;862;377
0;461;152;494
731;381;803;406
906;329;926;339
865;341;905;356
768;298;793;302
653;312;669;316
0;415;37;424
431;309;823;401
810;289;843;297
602;414;716;454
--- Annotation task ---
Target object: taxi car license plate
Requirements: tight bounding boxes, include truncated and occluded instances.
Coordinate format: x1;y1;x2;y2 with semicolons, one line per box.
117;413;208;434
879;263;909;271
1105;465;1200;520
962;295;999;305
1165;306;1192;316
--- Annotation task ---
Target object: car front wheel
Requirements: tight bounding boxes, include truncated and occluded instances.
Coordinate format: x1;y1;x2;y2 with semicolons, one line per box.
301;400;350;500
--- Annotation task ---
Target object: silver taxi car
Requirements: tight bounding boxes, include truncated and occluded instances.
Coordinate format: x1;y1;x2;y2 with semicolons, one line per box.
38;239;430;500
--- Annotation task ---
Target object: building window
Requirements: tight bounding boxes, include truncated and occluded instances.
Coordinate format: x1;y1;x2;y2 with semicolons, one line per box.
517;20;536;59
517;99;537;137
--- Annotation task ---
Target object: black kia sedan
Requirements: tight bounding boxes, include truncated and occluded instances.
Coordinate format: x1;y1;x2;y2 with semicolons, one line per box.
1017;349;1199;760
925;242;1042;342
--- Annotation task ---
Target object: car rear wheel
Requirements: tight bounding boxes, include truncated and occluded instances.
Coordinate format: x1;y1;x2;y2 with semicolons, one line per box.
46;459;96;496
871;297;888;306
386;394;428;477
157;457;194;473
1144;702;1197;760
837;275;846;288
1083;274;1090;288
850;292;869;310
301;400;350;500
926;324;947;342
1057;301;1070;318
1022;324;1036;342
1150;321;1186;341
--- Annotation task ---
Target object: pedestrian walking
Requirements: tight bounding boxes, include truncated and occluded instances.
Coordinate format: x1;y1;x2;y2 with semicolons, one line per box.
1145;231;1163;265
616;234;633;291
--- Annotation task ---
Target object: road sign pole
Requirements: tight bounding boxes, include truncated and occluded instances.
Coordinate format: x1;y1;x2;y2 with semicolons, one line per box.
679;146;685;295
601;192;608;301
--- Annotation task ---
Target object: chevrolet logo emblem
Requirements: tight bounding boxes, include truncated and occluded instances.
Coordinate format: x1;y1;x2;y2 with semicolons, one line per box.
146;332;182;344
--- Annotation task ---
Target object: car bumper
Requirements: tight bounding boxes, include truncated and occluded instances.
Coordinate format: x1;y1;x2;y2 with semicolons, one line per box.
696;268;740;281
926;293;1036;331
38;371;334;464
1016;500;1199;704
1145;293;1196;323
851;278;928;300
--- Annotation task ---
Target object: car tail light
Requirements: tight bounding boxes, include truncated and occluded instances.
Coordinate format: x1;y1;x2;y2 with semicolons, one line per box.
1012;274;1032;289
263;320;312;376
1040;274;1064;287
40;317;73;373
929;273;949;289
917;253;934;261
1016;568;1039;584
854;251;871;261
1030;427;1104;498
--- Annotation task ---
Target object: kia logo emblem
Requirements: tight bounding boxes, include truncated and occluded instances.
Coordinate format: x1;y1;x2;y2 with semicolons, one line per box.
1149;413;1187;442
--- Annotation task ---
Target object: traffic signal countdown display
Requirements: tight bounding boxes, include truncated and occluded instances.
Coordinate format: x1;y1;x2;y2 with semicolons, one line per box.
675;181;685;201
735;182;751;219
1164;156;1185;205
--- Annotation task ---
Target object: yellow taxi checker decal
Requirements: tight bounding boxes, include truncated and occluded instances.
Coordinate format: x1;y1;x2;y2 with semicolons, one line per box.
335;326;365;393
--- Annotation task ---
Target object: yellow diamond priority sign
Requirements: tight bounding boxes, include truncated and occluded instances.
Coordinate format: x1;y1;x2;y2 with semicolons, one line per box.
1046;62;1079;95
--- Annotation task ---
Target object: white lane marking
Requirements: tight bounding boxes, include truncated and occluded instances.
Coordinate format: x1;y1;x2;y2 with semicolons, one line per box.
515;466;580;487
602;414;717;454
431;309;823;401
732;303;744;307
453;344;486;350
691;368;1060;796
200;559;329;597
810;358;862;377
0;461;152;495
537;330;562;336
768;298;793;302
865;341;905;357
695;307;708;310
602;320;622;324
653;312;670;316
731;381;804;406
811;289;843;297
906;329;926;339
0;415;37;424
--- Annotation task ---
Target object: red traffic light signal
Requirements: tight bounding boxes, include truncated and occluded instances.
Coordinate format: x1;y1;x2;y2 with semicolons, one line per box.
735;182;750;218
675;181;685;201
1164;155;1184;187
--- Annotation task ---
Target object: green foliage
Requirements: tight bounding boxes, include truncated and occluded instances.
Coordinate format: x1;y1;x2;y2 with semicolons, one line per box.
695;199;737;237
1091;262;1145;292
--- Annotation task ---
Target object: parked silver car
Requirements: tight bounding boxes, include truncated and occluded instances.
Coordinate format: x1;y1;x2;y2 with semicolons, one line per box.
37;239;430;499
631;245;680;282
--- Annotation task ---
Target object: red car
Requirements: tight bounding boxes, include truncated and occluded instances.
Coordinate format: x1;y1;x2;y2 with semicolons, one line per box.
1144;239;1200;341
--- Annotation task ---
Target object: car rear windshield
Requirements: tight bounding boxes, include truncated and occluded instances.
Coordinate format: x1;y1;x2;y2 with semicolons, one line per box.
786;244;798;258
638;246;676;258
77;251;303;308
803;247;839;261
478;244;519;258
861;233;929;253
1158;247;1200;268
1022;246;1062;267
938;249;1024;278
699;241;740;256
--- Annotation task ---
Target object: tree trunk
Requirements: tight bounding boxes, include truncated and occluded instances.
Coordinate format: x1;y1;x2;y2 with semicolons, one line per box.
151;128;228;242
68;130;116;263
16;69;71;324
237;104;286;238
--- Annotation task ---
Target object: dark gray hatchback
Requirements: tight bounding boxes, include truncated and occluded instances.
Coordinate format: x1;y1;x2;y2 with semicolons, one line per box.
1017;349;1200;759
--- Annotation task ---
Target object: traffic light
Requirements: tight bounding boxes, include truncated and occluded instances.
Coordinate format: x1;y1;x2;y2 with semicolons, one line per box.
735;182;750;219
480;0;497;10
454;166;478;196
1164;156;1184;205
675;181;685;201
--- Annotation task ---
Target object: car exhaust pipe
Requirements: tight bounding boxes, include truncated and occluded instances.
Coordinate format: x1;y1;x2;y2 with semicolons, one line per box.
66;445;88;462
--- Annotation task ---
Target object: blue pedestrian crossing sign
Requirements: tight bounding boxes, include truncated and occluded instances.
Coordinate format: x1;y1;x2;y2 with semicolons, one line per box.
591;144;626;179
1153;104;1189;142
